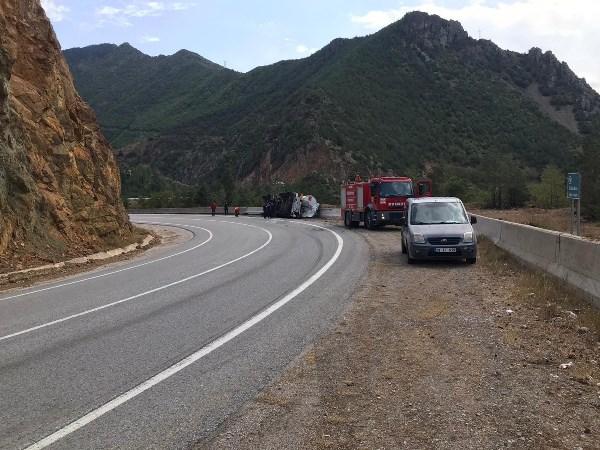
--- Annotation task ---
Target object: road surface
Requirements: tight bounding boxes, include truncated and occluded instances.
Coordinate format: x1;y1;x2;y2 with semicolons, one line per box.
0;215;368;449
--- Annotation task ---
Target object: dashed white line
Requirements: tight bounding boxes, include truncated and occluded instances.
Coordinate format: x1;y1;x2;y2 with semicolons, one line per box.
0;223;213;303
0;223;272;343
24;222;343;450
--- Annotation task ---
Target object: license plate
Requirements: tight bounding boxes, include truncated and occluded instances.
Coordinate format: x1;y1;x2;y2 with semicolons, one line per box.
435;248;457;253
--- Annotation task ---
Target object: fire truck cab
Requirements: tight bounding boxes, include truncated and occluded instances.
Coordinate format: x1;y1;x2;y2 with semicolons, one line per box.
341;176;432;229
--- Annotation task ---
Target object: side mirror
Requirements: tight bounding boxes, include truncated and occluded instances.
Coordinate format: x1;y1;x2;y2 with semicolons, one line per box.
470;215;478;224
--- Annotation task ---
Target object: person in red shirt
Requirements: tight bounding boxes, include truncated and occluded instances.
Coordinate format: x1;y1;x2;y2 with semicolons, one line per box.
210;200;217;216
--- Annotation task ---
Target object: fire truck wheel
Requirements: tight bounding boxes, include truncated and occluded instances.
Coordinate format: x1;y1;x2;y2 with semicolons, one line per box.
344;211;351;228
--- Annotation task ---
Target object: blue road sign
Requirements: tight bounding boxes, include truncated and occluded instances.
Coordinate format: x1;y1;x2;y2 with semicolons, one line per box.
567;173;581;199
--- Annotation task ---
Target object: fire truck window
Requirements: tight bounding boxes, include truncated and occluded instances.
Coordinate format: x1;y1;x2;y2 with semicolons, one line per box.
379;182;413;198
418;183;430;196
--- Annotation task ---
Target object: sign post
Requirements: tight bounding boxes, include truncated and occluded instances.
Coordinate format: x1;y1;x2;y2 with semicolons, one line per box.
566;173;581;236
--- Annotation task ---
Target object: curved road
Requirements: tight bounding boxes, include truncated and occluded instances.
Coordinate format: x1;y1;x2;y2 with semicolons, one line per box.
0;215;368;449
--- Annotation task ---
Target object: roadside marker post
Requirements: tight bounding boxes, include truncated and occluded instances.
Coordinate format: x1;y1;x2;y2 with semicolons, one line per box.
566;173;581;236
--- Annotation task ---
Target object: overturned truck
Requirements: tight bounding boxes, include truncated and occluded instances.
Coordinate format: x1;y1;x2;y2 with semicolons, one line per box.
264;192;320;218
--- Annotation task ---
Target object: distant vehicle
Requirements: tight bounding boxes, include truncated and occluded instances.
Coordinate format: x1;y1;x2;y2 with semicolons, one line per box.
341;176;432;229
401;197;478;264
264;192;320;218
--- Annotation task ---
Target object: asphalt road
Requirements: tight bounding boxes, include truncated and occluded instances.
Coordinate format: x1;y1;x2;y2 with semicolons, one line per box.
0;214;368;449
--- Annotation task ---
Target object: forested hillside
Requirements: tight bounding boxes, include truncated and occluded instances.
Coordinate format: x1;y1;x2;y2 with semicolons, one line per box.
64;12;600;214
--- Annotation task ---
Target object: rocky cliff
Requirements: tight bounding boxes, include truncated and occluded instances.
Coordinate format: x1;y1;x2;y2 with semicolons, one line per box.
0;0;131;268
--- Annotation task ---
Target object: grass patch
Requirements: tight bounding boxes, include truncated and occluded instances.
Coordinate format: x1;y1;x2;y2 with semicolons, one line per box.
479;237;600;335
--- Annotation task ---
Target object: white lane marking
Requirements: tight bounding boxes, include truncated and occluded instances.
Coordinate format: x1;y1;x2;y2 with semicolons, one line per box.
24;222;343;450
0;223;272;343
0;224;213;303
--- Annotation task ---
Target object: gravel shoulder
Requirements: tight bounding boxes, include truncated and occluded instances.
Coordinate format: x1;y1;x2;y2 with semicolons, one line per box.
201;224;600;449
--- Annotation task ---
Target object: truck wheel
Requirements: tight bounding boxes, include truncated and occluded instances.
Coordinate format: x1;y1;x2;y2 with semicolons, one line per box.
344;211;351;228
466;257;477;265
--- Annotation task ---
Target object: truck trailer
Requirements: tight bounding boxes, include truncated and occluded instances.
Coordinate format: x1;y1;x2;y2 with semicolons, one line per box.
341;176;432;229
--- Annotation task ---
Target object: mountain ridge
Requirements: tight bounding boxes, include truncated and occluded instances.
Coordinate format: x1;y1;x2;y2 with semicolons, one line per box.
63;11;600;207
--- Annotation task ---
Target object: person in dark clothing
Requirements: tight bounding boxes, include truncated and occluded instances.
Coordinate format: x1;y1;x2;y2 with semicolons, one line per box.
267;199;274;219
223;201;229;216
263;199;268;219
210;200;217;216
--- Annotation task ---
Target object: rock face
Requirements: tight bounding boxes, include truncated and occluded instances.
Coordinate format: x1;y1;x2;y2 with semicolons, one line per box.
0;0;131;265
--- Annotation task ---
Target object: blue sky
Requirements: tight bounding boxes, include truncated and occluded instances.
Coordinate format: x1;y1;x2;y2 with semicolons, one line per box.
42;0;599;91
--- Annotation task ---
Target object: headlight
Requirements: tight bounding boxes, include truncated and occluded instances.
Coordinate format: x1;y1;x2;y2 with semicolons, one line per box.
463;231;474;243
413;233;426;244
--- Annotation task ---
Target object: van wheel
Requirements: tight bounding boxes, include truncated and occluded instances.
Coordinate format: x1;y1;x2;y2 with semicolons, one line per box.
401;236;407;254
407;255;415;264
466;257;477;265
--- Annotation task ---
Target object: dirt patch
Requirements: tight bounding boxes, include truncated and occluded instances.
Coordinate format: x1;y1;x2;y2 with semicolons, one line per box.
472;207;600;242
201;225;600;449
0;226;149;274
0;224;188;293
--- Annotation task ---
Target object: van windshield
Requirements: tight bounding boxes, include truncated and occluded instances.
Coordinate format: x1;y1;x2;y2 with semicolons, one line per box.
379;181;413;198
410;202;468;225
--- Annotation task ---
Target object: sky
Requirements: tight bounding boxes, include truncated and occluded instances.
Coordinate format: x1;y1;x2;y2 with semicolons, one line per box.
42;0;599;92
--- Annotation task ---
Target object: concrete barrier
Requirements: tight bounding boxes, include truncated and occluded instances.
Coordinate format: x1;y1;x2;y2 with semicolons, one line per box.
498;221;561;273
558;234;600;301
320;207;341;219
474;214;600;308
473;215;503;243
128;207;251;215
128;207;342;218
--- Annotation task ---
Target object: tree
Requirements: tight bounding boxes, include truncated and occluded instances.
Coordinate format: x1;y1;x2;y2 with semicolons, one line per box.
529;165;568;209
482;155;529;209
581;131;600;219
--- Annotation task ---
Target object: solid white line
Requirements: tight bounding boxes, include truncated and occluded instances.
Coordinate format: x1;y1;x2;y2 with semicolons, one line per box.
24;222;343;450
0;223;272;343
0;223;213;303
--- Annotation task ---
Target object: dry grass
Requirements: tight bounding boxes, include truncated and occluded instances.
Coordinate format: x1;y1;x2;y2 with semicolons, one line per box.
471;207;600;241
479;237;600;335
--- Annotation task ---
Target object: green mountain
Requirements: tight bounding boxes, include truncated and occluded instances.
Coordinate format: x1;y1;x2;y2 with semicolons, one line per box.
64;12;600;210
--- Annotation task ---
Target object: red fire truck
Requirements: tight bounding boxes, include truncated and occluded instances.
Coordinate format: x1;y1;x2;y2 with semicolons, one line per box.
341;176;432;229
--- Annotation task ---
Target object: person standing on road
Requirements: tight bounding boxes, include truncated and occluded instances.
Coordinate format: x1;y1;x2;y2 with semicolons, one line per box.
223;201;229;216
267;199;275;219
263;199;268;219
210;200;217;216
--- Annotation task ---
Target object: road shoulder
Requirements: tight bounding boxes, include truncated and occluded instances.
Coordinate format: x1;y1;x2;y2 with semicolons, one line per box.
201;227;600;449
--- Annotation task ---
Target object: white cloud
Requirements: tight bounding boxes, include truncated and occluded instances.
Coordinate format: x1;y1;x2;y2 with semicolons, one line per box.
140;35;161;43
41;0;70;22
96;1;195;26
296;44;318;55
351;0;600;93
